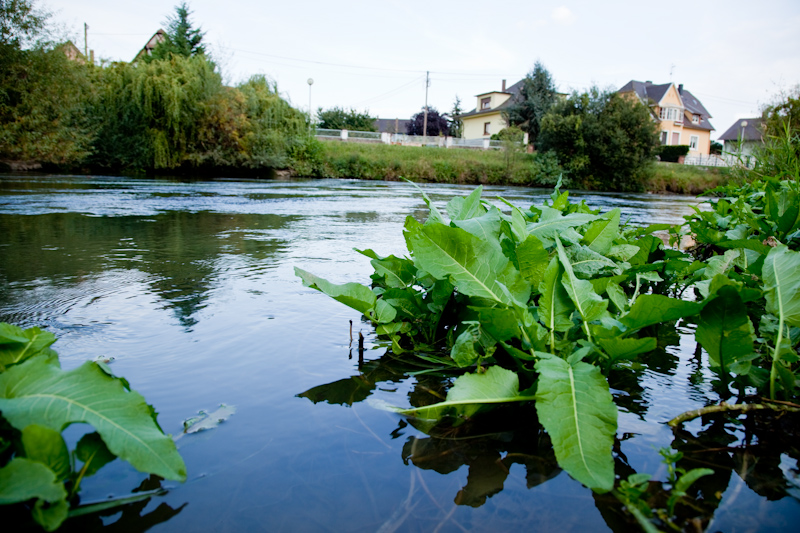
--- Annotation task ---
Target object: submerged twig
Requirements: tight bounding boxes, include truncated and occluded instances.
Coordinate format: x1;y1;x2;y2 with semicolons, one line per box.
668;402;800;428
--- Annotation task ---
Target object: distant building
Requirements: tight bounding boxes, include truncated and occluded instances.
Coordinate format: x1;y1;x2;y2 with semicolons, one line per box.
618;80;715;156
458;79;524;140
718;117;764;159
58;41;85;64
133;29;167;62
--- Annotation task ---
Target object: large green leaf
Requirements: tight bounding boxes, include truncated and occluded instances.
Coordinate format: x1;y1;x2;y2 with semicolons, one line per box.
596;336;657;362
21;425;71;481
527;207;598;247
0;356;186;482
447;186;486;221
295;267;376;314
582;208;620;255
0;323;57;370
452;207;502;242
404;216;530;306
534;356;617;492
0;457;67;505
556;238;609;337
763;246;800;328
391;366;535;421
517;235;550;287
538;257;575;334
695;284;756;374
620;294;705;332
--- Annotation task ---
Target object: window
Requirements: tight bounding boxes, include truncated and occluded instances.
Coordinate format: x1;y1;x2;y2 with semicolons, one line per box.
671;132;680;145
481;97;491;110
483;122;491;135
690;135;699;150
692;114;700;124
660;131;668;145
659;107;683;122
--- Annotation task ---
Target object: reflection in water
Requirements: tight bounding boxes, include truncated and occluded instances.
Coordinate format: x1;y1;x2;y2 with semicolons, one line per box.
0;211;292;329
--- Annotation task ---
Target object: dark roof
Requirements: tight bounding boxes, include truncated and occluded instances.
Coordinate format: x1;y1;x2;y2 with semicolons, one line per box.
618;80;672;104
373;118;411;133
458;79;524;119
718;117;764;142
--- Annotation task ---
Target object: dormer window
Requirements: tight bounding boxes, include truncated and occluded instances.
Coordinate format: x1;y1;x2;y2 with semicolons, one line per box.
659;107;683;122
692;114;700;124
481;97;491;110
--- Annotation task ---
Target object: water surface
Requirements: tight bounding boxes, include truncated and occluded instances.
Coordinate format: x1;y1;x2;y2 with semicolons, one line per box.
1;175;797;532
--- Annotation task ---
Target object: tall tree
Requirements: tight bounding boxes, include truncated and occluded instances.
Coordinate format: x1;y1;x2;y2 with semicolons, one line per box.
503;61;557;147
0;0;48;48
147;2;206;61
407;107;449;136
538;87;659;192
449;96;463;138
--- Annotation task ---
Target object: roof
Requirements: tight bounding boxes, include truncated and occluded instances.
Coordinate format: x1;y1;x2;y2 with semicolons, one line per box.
718;117;764;142
133;29;167;61
458;79;524;119
618;80;715;131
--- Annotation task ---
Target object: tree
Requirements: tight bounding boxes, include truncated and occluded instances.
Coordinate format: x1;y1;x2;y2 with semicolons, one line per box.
0;0;48;48
538;87;659;192
316;106;375;131
407;107;449;136
449;96;463;138
502;61;557;147
761;84;800;138
147;2;206;61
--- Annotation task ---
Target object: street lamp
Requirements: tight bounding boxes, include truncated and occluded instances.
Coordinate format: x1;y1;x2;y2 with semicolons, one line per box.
739;120;748;153
307;78;314;132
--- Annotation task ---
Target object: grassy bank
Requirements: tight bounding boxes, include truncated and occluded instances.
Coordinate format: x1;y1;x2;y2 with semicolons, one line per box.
295;140;736;194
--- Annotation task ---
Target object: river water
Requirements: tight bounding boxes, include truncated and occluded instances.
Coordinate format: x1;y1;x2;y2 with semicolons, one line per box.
1;175;797;532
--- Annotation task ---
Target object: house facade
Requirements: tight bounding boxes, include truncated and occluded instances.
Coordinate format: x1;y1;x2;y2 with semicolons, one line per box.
618;81;714;156
459;80;523;139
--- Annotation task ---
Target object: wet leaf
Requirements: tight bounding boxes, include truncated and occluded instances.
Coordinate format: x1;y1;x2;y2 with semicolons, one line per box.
21;425;71;481
695;285;756;374
0;457;67;505
183;404;236;434
295;267;376;315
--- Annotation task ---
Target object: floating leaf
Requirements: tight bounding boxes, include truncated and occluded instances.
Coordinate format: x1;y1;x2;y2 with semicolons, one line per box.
534;356;617;492
0;356;186;482
183;404;237;434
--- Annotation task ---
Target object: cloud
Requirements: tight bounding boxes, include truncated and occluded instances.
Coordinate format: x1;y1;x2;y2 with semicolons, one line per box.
551;6;575;25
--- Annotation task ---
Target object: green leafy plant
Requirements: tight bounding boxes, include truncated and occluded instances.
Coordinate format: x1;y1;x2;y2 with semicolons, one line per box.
0;323;185;531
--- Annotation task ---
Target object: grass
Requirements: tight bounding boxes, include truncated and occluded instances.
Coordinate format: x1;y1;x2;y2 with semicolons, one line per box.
294;140;737;195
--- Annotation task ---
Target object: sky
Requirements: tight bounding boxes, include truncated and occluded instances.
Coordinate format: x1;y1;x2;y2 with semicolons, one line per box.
47;0;800;140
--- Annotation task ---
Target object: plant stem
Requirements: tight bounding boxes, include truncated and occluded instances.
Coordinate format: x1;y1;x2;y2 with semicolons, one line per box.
668;402;800;427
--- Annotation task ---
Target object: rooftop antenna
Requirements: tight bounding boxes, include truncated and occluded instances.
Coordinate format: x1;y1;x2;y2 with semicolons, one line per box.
669;63;675;81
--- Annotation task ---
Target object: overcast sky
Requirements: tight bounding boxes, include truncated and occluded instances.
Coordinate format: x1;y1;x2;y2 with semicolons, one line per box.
48;0;799;140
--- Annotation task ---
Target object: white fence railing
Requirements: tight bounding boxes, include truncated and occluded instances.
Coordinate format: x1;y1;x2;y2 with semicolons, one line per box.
314;128;508;150
683;153;756;169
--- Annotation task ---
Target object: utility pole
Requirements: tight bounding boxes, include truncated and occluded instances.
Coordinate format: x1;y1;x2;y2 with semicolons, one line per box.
423;71;430;138
84;23;89;58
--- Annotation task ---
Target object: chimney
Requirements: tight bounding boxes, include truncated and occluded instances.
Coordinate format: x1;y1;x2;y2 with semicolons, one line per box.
645;80;652;85
678;83;684;94
502;79;506;92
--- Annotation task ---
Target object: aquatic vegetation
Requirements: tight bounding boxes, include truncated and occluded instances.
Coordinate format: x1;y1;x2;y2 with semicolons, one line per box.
0;323;186;531
296;175;800;501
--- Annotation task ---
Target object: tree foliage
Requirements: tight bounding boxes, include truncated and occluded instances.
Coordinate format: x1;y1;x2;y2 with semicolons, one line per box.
502;61;557;146
761;84;800;138
406;107;449;136
449;96;464;138
538;87;660;191
0;0;48;48
316;106;375;131
145;2;206;61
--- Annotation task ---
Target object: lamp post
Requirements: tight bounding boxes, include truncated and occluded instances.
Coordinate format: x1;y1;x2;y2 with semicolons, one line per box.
307;78;314;132
739;120;748;153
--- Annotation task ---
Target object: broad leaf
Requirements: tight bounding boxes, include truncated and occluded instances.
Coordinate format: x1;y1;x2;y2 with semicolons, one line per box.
391;366;535;421
596;336;657;362
516;235;549;287
582;208;620;255
0;457;67;505
695;284;756;374
21;425;71;481
0;323;57;370
527;207;598;247
0;356;186;481
183;404;237;434
451;325;482;367
763;246;800;328
295;267;376;314
75;432;117;477
404;216;530;306
447;186;486;221
538;257;575;333
534;356;617;492
452;207;502;242
556;237;609;333
620;295;705;332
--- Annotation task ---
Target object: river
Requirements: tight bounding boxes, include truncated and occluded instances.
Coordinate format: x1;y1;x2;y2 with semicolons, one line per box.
1;175;797;532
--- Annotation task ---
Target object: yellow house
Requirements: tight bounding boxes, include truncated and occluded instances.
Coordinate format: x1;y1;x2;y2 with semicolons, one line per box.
618;80;715;156
459;80;523;139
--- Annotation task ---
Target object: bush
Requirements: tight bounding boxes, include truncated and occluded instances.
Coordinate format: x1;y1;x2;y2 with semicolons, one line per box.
656;145;690;162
